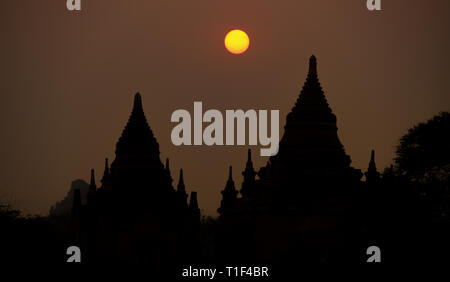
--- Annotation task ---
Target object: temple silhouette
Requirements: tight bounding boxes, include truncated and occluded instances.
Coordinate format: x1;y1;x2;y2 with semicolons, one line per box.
72;93;200;263
71;56;392;264
217;56;377;263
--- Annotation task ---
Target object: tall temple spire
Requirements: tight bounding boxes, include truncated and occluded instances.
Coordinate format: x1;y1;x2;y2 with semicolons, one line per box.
259;55;361;193
107;93;175;207
309;55;317;74
103;158;109;178
133;92;143;112
89;169;96;191
73;92;202;261
241;149;257;198
101;158;112;190
369;150;376;169
87;169;97;205
225;165;236;189
175;168;188;209
246;149;253;170
365;150;379;185
177;168;185;192
218;166;238;214
115;92;160;161
289;55;333;120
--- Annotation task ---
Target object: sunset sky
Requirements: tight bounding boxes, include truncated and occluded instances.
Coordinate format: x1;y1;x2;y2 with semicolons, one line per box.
1;0;449;216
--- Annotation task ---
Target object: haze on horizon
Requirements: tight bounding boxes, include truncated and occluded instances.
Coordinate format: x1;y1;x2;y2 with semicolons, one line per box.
0;0;449;216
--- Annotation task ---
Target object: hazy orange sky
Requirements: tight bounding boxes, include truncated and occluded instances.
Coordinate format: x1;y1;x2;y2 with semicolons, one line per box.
1;0;449;216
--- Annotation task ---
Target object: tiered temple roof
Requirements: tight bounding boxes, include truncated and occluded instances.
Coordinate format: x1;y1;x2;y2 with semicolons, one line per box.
261;55;362;195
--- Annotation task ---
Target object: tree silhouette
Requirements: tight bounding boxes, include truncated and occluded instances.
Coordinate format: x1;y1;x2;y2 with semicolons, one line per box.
395;112;450;186
0;202;66;263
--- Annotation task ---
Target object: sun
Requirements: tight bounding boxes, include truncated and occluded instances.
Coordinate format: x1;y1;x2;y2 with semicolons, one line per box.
224;29;250;55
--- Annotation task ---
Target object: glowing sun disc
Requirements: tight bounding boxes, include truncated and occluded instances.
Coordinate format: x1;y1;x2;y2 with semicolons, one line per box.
224;29;250;54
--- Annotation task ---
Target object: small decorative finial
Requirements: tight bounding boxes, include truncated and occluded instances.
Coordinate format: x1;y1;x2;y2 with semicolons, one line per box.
133;92;143;111
366;149;379;184
245;149;254;171
177;168;185;192
309;55;317;74
228;166;233;180
89;169;97;191
368;149;377;171
90;169;95;186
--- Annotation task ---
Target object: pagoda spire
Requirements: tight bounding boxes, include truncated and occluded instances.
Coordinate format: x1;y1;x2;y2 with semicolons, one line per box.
133;92;143;112
365;150;380;185
101;158;112;190
258;55;362;192
246;149;254;170
309;55;317;74
102;158;109;179
289;55;333;119
369;150;376;170
87;169;97;205
89;169;96;191
177;168;185;192
176;168;188;209
225;166;236;190
218;166;238;214
111;93;169;197
115;92;160;162
241;149;257;198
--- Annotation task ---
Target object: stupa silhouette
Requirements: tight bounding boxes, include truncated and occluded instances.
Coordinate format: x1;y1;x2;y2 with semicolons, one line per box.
217;56;370;263
72;93;200;263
